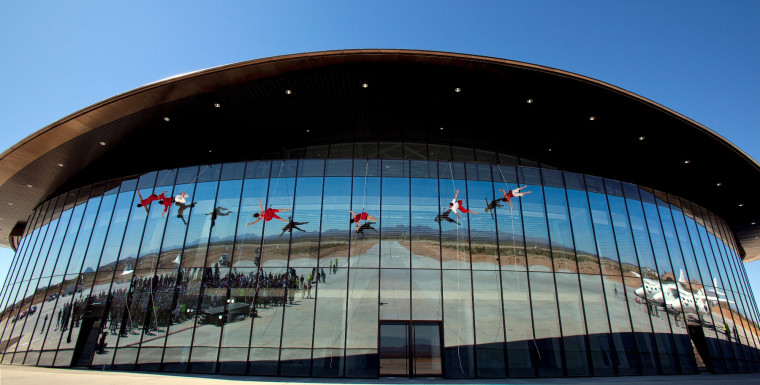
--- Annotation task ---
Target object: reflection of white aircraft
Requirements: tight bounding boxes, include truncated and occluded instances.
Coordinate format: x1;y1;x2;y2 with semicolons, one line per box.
633;271;731;316
172;252;182;264
121;263;134;276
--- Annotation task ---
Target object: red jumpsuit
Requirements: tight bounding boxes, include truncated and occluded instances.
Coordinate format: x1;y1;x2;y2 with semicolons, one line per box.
139;193;161;207
263;208;284;222
353;212;369;222
455;200;475;214
158;194;174;215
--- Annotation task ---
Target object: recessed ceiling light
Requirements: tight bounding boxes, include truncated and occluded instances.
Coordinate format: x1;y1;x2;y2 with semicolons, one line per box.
285;90;292;95
455;88;461;93
527;99;533;104
362;83;368;88
306;129;310;133
548;148;552;152
638;136;645;141
208;150;212;153
752;222;756;225
26;184;32;188
716;182;722;187
99;141;107;146
589;116;596;121
739;203;744;207
163;117;170;121
440;127;444;131
214;103;221;108
683;160;690;164
57;163;64;167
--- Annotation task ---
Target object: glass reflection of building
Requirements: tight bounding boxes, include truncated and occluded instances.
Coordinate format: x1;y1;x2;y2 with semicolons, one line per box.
0;51;759;379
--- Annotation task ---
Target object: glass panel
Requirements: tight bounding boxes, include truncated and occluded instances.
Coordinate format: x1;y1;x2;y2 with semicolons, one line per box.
312;267;347;376
555;272;589;376
439;170;471;270
529;271;563;376
350;170;380;269
345;268;379;378
501;270;535;377
567;189;600;275
410;178;440;269
472;270;506;377
579;273;615;376
379;322;408;376
189;285;224;373
219;268;257;361
442;269;474;377
587;192;622;277
180;182;219;268
379;269;409;320
233;177;269;269
287;176;323;269
517;172;548;273
247;266;286;375
468;180;499;270
545;187;577;273
380;177;410;269
411;269;441;321
413;322;442;376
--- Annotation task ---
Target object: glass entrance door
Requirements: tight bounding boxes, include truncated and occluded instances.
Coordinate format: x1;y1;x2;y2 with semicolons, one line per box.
379;322;409;376
379;321;442;376
412;322;442;375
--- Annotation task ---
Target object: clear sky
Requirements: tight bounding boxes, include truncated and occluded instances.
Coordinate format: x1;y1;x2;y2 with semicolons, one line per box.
1;2;759;303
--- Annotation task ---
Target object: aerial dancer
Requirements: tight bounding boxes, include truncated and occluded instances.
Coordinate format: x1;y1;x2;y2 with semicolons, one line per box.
434;208;460;225
174;192;196;225
449;189;478;219
484;197;504;218
158;194;174;217
355;221;378;237
207;206;232;229
247;199;290;225
349;210;378;230
136;191;167;214
280;217;309;237
499;186;532;213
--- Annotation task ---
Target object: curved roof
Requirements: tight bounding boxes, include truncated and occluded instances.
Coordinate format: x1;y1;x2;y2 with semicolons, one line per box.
1;49;759;260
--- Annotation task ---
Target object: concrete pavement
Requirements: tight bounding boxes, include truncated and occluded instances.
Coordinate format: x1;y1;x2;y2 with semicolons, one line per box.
2;365;760;385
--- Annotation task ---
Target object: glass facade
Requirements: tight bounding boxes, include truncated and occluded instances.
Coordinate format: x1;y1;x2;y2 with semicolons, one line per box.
0;152;759;378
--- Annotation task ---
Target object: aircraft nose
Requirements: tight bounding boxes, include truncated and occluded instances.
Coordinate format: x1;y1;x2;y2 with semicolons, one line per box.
653;292;664;304
635;287;645;298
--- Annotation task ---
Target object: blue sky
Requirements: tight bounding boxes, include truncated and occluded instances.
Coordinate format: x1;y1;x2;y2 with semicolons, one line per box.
1;2;759;301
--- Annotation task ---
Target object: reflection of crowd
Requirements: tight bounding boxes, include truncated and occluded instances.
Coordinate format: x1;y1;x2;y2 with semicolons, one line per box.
98;265;327;341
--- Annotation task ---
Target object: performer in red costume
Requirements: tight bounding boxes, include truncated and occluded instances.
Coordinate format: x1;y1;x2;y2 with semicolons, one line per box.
449;189;478;219
158;194;174;217
247;199;290;225
349;210;378;230
499;186;532;213
136;191;167;214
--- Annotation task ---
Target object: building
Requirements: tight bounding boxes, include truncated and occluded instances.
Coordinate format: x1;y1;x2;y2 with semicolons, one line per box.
0;50;759;378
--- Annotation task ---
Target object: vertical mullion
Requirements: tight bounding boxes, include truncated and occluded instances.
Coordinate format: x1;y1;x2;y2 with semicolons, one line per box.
276;160;300;375
621;191;663;374
307;158;328;377
134;170;178;368
561;173;593;376
491;166;510;376
582;178;618;375
601;183;640;374
214;164;247;373
517;166;539;377
185;168;222;370
240;161;272;373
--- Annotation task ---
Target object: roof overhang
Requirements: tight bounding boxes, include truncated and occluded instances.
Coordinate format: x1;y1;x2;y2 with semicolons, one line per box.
1;49;759;260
